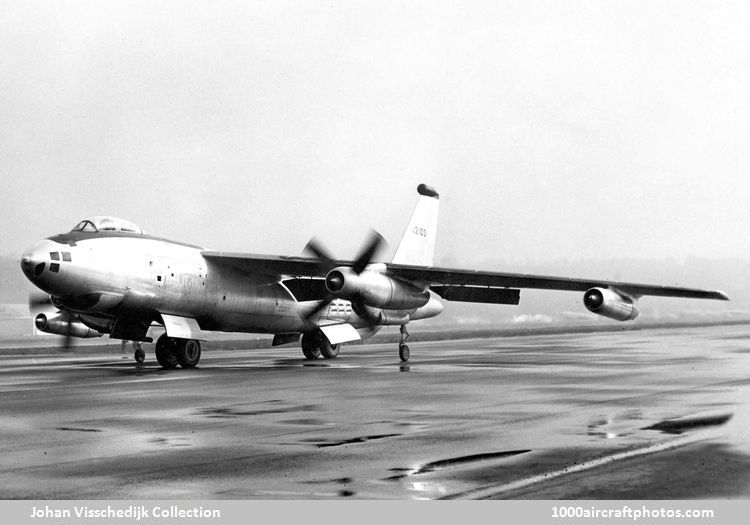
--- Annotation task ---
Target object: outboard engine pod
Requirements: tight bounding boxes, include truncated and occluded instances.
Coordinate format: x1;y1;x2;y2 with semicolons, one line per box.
583;287;639;321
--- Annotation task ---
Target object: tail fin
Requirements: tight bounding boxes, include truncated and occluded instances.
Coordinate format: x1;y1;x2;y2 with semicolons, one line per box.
391;184;440;267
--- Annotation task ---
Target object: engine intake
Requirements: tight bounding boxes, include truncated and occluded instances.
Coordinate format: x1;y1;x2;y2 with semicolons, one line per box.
583;288;639;321
325;267;429;310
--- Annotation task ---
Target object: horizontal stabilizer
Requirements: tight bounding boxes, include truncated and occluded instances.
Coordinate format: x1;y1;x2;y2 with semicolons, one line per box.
161;314;204;340
432;286;521;305
319;323;361;345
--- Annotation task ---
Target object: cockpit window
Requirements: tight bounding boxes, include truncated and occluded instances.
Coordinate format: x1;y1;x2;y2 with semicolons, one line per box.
72;220;98;232
70;217;143;234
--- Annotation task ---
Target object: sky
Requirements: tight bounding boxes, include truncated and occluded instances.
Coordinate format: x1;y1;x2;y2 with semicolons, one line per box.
2;0;749;275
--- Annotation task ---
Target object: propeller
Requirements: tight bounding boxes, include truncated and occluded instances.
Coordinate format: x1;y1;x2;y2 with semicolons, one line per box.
301;230;386;325
59;311;75;351
29;292;75;351
28;291;53;310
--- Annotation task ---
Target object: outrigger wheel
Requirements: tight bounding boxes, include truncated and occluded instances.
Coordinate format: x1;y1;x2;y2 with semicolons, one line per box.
133;342;145;364
399;343;410;362
398;324;410;362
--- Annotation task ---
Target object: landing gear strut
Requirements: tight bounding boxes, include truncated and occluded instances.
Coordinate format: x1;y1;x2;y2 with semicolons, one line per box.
155;334;201;368
399;324;410;362
301;330;339;360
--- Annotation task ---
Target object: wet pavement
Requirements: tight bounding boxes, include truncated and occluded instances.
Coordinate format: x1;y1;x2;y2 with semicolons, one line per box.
1;324;749;499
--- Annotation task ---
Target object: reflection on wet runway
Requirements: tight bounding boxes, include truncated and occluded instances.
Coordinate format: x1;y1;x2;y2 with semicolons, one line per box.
1;324;749;499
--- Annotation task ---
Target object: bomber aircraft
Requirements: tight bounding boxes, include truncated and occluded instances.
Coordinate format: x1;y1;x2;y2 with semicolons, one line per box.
21;184;728;368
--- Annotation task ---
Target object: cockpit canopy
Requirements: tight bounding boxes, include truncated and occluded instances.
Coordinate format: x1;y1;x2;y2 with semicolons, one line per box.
71;216;143;234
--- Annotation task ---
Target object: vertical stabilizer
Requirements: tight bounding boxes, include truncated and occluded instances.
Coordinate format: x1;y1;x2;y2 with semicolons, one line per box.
391;184;440;267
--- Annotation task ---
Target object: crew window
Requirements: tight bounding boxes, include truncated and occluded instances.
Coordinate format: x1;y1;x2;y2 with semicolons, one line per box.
62;252;72;262
50;263;60;273
50;252;60;261
72;221;98;232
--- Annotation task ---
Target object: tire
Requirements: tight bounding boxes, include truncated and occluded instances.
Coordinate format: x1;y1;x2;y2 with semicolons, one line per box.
155;334;179;369
134;348;145;363
301;332;321;360
175;339;201;368
399;344;410;362
320;337;340;359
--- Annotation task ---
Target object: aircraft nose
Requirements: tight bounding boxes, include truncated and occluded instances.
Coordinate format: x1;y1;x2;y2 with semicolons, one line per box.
20;244;48;281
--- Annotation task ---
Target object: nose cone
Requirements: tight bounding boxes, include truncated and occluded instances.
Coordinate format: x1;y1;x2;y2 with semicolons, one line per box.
20;241;52;283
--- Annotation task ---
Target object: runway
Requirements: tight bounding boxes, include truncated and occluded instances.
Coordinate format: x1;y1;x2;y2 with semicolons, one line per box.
1;323;750;499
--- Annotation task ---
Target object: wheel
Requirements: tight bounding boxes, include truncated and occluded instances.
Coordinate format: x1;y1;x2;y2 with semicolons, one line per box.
302;346;320;360
399;343;410;362
175;339;201;368
301;332;321;360
320;337;340;359
155;334;179;369
134;347;145;363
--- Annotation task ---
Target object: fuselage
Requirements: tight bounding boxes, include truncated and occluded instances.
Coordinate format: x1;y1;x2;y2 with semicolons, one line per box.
20;226;442;339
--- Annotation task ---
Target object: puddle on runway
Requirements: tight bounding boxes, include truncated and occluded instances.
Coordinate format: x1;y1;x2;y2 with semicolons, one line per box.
413;450;531;475
194;402;318;419
587;409;643;439
149;436;192;448
643;413;733;434
302;433;402;448
384;449;532;481
279;418;328;426
56;427;102;433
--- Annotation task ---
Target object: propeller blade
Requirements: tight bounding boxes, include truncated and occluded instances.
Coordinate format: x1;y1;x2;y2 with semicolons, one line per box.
61;311;74;351
303;237;335;267
352;230;385;274
302;295;334;325
28;292;53;310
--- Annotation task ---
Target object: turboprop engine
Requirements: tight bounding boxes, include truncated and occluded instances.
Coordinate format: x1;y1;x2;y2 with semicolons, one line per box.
583;287;640;321
35;313;103;338
325;267;430;310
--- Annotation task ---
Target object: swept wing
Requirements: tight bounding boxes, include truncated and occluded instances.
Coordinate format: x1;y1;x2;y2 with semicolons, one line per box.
202;252;728;301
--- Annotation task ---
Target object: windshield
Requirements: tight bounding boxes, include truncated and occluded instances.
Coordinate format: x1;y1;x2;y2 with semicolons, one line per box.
70;217;143;234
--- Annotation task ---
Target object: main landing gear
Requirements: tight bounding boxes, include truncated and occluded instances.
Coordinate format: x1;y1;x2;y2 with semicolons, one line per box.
399;324;410;362
301;330;340;360
155;333;201;369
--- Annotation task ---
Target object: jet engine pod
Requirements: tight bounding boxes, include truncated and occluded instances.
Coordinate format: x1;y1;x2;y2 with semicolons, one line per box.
34;313;103;338
583;287;640;321
325;267;430;310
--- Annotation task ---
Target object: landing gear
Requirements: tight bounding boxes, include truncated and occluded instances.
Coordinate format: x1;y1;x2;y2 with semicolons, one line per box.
320;339;340;359
301;330;339;360
133;341;145;363
175;339;201;368
155;334;201;369
301;331;321;360
155;334;178;369
399;324;410;362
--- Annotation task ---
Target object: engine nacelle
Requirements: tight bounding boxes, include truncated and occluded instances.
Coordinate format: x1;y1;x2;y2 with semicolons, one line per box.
35;313;103;338
325;267;429;310
353;303;411;326
583;288;640;321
